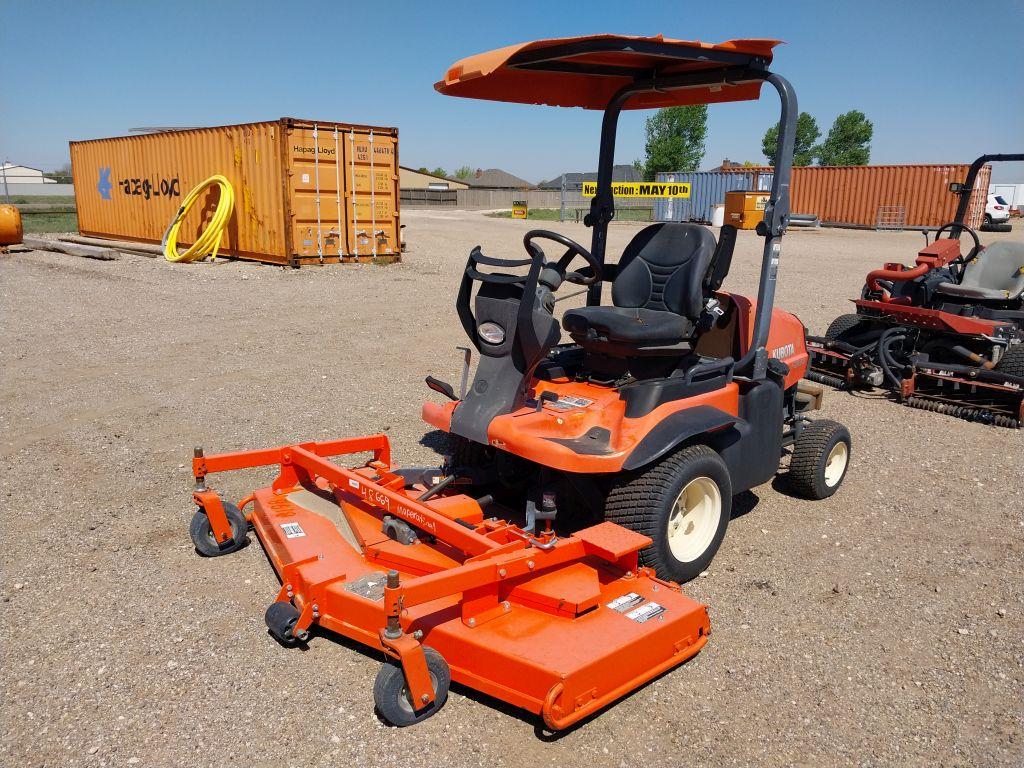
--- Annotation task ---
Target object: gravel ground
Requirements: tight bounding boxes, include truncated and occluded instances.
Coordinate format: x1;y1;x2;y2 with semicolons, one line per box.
2;211;1022;767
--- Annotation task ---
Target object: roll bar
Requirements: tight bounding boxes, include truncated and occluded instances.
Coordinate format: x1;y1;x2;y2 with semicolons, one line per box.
584;68;798;380
951;153;1024;226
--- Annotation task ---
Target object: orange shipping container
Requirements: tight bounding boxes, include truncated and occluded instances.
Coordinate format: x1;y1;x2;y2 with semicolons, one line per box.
787;164;991;230
69;118;400;266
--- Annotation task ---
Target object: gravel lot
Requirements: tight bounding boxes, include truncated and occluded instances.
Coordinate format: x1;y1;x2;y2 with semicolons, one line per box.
2;210;1022;767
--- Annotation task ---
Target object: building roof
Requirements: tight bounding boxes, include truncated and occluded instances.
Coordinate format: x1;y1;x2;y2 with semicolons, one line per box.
1;162;45;173
399;166;470;190
708;158;773;173
459;168;534;189
537;164;641;189
399;166;455;184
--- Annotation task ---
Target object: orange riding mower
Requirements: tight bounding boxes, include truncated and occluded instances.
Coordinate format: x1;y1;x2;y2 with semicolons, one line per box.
807;154;1024;429
188;34;851;728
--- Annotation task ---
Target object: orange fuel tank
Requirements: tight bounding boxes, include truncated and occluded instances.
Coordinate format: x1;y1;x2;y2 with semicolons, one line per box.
0;205;24;246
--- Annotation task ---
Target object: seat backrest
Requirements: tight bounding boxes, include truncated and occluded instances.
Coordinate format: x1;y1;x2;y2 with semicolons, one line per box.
611;223;718;319
960;242;1024;298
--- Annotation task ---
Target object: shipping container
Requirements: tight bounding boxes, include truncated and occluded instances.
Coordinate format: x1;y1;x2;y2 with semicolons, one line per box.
69;118;400;266
656;164;991;230
653;171;762;223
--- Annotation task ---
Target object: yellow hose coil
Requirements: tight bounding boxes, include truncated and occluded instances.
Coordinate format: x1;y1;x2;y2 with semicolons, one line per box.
162;175;235;263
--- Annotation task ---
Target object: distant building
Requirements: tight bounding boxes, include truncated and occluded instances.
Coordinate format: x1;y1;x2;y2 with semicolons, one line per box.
1;163;57;183
537;164;641;189
399;167;469;191
460;168;533;190
708;158;771;173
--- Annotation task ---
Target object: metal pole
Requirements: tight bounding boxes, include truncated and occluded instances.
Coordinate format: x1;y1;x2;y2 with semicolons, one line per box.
1;160;9;203
734;72;797;380
559;173;566;222
313;123;323;264
349;129;358;259
334;126;342;259
369;130;377;258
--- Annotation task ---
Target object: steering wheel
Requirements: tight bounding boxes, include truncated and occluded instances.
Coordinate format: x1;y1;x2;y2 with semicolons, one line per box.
934;222;982;261
523;230;602;286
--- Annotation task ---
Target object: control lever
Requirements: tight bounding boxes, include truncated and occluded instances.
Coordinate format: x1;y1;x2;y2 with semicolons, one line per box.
456;346;472;398
425;376;458;401
535;391;559;412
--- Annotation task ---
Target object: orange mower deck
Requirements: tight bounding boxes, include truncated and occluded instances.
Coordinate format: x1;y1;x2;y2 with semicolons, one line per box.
191;435;710;728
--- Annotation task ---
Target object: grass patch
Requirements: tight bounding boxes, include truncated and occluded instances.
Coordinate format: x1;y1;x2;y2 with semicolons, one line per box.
21;212;79;234
486;208;563;221
5;195;76;205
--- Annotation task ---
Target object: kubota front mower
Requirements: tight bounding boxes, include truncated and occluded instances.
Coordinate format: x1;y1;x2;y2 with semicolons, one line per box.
189;34;851;729
808;153;1024;428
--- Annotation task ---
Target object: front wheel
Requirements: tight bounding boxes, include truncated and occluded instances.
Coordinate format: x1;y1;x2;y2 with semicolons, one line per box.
373;646;450;727
786;420;851;499
604;444;732;583
189;502;248;557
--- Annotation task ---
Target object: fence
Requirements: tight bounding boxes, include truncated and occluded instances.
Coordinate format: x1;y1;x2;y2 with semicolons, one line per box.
400;189;457;207
558;178;656;223
2;182;75;199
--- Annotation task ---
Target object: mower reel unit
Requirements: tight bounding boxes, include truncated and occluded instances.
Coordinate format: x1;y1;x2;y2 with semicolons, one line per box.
808;153;1024;428
188;34;853;728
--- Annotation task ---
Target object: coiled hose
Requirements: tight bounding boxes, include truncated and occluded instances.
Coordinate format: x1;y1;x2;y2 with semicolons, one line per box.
163;175;235;263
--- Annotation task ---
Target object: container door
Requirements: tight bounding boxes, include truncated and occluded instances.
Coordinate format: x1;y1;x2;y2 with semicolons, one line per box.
285;124;349;262
342;130;400;260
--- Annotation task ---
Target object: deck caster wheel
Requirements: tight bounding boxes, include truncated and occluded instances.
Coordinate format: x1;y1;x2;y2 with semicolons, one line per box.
265;601;304;645
373;646;450;727
189;502;248;557
604;444;732;584
787;419;851;499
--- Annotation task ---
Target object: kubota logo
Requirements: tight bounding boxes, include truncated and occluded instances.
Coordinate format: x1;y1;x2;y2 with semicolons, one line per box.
770;343;795;359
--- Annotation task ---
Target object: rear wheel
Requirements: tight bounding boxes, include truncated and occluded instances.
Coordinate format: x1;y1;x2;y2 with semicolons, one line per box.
824;313;869;342
787;420;851;499
996;343;1024;378
604;445;732;583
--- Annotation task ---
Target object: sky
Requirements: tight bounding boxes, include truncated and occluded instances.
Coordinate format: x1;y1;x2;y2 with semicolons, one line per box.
2;0;1022;182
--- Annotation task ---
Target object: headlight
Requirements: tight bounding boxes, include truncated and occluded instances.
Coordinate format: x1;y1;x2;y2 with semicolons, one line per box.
478;321;505;345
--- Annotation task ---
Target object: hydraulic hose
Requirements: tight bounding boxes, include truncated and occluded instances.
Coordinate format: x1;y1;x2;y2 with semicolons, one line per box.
877;328;909;388
163;175;235;263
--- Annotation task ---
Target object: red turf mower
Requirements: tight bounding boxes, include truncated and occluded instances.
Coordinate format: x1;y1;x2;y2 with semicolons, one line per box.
807;154;1024;428
188;34;851;729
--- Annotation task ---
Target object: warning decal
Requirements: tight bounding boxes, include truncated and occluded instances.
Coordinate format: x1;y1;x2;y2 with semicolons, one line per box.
606;592;645;612
625;601;666;623
280;522;306;539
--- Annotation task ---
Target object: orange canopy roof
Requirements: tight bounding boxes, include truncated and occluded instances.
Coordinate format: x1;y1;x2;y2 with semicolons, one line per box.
435;34;781;110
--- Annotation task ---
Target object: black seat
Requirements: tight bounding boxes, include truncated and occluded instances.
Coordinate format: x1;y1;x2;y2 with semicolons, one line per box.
562;223;720;353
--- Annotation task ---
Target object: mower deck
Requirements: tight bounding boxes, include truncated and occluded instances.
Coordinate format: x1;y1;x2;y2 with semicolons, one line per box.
192;435;710;728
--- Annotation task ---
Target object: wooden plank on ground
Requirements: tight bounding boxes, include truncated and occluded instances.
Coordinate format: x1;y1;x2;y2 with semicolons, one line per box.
59;235;161;258
22;236;120;261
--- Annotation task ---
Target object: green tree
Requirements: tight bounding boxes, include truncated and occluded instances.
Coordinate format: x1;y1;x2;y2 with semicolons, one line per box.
454;165;473;180
43;161;73;184
431;167;447;178
816;110;873;166
642;105;707;180
762;112;820;166
416;166;429;174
